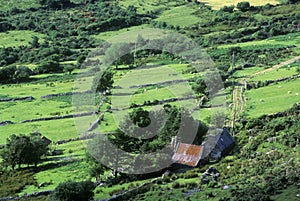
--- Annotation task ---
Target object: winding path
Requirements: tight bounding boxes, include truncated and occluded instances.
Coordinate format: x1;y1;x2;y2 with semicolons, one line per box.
230;55;300;129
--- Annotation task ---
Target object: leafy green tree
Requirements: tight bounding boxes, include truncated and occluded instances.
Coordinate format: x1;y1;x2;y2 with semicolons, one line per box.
129;107;151;127
40;0;73;9
29;132;49;167
92;70;114;92
103;43;134;69
63;65;76;74
87;134;123;178
35;60;62;74
0;133;48;170
237;1;250;12
220;5;235;13
0;65;32;83
191;77;206;94
14;66;32;82
77;55;86;65
29;36;39;48
0;65;16;84
52;180;95;201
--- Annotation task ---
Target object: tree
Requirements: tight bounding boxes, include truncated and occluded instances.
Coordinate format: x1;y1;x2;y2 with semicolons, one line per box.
14;66;32;82
129;107;151;128
92;70;114;92
220;5;235;13
40;0;73;9
77;55;86;65
35;60;62;74
29;132;49;167
191;77;206;94
29;36;39;48
0;65;16;84
0;133;48;170
52;180;95;201
63;65;76;74
0;65;32;83
237;1;250;12
103;43;134;69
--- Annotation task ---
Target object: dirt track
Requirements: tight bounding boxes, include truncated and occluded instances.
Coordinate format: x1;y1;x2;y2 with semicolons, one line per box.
230;55;300;128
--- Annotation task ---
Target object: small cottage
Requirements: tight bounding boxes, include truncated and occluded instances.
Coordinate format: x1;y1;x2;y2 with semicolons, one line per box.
172;143;204;167
41;136;52;146
203;127;235;160
172;128;235;168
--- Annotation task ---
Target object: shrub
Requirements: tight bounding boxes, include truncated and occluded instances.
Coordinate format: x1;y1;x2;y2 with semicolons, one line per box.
52;180;95;201
172;182;180;189
237;1;250;12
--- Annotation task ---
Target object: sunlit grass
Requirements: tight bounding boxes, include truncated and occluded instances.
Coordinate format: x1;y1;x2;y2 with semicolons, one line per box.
244;79;300;118
0;30;44;47
201;0;279;10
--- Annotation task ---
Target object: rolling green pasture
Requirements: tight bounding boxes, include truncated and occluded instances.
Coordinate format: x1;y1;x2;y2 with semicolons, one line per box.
93;25;149;41
200;0;279;10
118;0;179;14
0;99;72;122
0;76;93;98
0;81;74;98
218;32;300;49
244;78;300;118
249;64;299;81
234;66;264;78
21;160;90;195
19;140;88;195
0;31;45;47
0;116;87;144
99;27;170;44
154;5;200;28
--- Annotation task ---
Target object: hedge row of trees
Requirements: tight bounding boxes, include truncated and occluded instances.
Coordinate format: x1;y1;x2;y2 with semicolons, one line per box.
0;65;32;83
0;133;49;170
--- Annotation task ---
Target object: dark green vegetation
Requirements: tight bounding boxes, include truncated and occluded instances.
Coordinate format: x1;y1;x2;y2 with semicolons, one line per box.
0;0;299;200
52;180;95;201
1;132;48;170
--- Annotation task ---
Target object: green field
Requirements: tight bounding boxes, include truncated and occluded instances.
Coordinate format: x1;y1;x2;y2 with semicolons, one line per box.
0;31;45;47
94;25;149;41
249;64;299;81
20;140;89;195
244;78;300;118
234;66;264;78
118;0;180;14
218;32;300;49
154;5;200;28
200;0;279;10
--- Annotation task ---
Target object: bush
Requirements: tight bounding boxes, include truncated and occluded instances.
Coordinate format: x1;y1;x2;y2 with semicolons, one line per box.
237;1;250;12
35;60;62;74
52;180;95;201
172;182;180;188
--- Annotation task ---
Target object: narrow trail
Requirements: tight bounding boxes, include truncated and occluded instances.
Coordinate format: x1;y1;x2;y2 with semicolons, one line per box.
230;55;300;129
250;55;300;78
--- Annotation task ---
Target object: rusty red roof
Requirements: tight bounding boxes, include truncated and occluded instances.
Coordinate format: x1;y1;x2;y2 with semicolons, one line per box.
172;143;204;167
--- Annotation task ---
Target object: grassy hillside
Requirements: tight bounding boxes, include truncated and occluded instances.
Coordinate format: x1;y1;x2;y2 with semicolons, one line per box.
200;0;279;10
